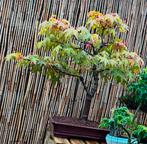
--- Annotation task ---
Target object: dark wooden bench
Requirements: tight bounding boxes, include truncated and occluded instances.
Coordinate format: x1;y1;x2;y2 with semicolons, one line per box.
48;116;109;144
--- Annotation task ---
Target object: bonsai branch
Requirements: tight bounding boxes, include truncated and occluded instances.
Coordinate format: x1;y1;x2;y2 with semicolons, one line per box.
52;65;81;78
90;65;98;96
119;125;131;140
52;65;91;96
73;43;94;56
79;76;92;96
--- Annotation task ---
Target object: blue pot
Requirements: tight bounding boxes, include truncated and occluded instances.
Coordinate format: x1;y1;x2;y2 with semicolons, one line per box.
106;134;137;144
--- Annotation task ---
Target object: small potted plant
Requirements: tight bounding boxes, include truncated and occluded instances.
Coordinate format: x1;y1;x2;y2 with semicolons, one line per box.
120;67;147;113
99;107;147;144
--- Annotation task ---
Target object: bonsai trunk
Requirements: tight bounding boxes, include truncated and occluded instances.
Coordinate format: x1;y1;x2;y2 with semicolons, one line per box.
79;38;105;120
80;65;99;120
81;94;93;120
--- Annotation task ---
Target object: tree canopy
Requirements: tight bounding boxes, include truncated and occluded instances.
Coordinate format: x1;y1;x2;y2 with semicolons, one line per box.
6;11;144;85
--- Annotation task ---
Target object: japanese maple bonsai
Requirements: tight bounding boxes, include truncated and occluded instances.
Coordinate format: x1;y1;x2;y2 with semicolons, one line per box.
6;11;144;120
120;67;147;113
99;107;147;144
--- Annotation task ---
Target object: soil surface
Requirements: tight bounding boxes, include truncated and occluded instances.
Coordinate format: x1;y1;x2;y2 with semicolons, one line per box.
51;116;98;128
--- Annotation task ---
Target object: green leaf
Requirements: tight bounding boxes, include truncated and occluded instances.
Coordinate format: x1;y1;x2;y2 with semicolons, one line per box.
99;118;112;129
35;41;44;49
5;53;22;61
5;53;16;61
90;34;101;48
77;26;91;42
31;64;42;73
38;21;49;35
51;45;62;58
64;27;78;40
27;55;40;64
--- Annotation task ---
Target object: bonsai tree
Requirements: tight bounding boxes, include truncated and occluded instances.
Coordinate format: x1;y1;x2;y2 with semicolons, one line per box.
99;107;147;144
6;11;144;120
120;67;147;113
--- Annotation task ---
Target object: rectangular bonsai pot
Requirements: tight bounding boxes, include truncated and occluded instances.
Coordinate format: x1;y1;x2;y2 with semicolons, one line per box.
49;116;109;142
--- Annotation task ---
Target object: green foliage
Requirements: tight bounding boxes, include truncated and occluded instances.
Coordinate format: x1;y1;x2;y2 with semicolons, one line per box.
99;107;133;131
121;68;147;112
99;107;147;143
98;118;113;129
86;11;128;35
6;11;144;85
133;125;147;140
112;107;134;126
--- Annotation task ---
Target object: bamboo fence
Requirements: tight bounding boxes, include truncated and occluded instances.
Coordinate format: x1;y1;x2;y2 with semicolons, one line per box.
0;0;147;144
